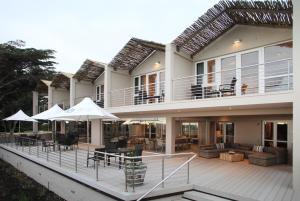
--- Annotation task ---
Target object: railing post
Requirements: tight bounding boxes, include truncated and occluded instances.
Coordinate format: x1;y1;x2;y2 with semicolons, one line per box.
187;160;190;184
162;156;165;188
123;89;126;106
46;147;49;161
124;158;128;192
22;139;24;152
96;160;99;181
59;148;62;167
132;159;135;192
75;147;78;172
37;140;39;158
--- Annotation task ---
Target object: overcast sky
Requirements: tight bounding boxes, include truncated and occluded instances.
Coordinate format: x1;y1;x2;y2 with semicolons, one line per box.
1;0;219;73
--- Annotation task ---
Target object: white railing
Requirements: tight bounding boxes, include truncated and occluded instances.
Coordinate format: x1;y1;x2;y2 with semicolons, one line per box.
173;58;293;101
0;134;195;197
110;81;165;107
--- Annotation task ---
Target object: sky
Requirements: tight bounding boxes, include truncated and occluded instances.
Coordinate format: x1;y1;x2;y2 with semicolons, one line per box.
0;0;220;73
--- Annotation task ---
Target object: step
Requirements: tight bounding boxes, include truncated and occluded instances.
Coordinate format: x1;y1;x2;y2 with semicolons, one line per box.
183;191;231;201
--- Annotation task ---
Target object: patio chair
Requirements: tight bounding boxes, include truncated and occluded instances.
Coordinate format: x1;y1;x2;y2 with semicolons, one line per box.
219;77;237;97
87;147;106;168
156;139;165;153
191;84;203;99
134;90;147;105
41;139;55;152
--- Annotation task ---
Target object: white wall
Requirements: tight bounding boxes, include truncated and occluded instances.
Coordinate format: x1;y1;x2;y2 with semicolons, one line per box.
293;0;300;192
131;51;165;77
193;25;292;62
51;87;70;108
173;52;193;78
74;80;94;104
110;70;131;91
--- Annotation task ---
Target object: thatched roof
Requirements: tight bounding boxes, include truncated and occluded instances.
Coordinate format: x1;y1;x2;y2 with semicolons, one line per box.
50;72;73;90
73;59;106;82
108;38;165;72
173;0;293;57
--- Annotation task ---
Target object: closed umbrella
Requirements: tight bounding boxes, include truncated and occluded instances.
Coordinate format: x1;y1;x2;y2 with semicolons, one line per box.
52;97;118;143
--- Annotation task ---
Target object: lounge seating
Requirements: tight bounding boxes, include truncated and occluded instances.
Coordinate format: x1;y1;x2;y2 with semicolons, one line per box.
219;77;237;96
199;143;287;166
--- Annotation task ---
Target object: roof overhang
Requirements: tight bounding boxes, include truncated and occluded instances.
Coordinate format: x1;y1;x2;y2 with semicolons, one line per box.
108;38;165;73
50;72;73;90
172;0;293;57
73;59;106;82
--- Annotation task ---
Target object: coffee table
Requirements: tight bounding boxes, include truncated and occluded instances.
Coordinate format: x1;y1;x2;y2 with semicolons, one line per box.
220;152;244;162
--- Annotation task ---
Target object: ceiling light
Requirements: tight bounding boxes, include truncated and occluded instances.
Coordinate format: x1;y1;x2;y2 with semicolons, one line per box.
233;39;241;45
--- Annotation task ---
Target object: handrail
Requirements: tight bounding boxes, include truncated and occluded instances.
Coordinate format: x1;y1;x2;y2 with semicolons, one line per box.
136;154;197;201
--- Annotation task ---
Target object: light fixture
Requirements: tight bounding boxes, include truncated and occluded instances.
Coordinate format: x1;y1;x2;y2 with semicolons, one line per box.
233;39;241;45
154;61;161;68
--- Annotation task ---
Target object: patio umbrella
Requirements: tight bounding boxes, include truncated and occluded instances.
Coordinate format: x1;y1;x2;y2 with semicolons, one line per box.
31;104;72;140
52;97;119;143
3;110;37;133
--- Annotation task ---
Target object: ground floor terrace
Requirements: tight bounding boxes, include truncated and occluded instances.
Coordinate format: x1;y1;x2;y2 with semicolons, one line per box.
0;136;296;201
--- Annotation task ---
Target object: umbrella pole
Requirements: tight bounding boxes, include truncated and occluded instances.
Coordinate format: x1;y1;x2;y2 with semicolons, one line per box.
19;121;20;134
87;118;89;144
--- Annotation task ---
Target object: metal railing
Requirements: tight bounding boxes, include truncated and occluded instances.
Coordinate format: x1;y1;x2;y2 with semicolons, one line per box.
172;58;293;101
110;81;165;107
0;134;196;197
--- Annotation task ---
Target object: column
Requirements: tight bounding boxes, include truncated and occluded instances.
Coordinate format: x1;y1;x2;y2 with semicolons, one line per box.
32;91;39;134
293;0;300;193
165;43;175;102
104;64;111;108
70;77;76;107
165;117;176;154
48;86;53;109
91;120;103;146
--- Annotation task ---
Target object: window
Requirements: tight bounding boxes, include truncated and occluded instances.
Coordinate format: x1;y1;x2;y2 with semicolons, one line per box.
207;60;215;84
264;42;293;92
96;85;104;102
216;122;235;144
241;51;259;94
196;62;204;85
221;56;236;85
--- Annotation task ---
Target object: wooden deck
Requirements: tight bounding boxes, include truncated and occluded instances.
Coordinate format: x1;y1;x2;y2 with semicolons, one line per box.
0;144;295;201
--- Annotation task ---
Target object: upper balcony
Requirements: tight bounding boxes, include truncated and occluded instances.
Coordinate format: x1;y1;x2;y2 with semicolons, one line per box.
172;58;293;102
110;81;165;107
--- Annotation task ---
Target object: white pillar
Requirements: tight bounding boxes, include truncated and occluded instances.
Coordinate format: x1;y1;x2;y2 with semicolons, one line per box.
165;43;175;102
48;86;53;108
293;0;300;193
104;64;111;108
32;91;39;134
70;77;76;107
91;120;103;146
165;117;176;154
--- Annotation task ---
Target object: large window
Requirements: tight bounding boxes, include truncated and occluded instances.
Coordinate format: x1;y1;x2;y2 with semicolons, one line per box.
221;56;236;85
241;51;259;94
96;85;104;102
264;42;293;92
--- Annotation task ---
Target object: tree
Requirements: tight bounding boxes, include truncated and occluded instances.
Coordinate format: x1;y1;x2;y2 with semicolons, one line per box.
0;40;57;132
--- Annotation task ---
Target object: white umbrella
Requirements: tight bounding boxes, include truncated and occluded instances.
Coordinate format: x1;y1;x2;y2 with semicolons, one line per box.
53;97;118;143
3;110;37;133
31;104;73;141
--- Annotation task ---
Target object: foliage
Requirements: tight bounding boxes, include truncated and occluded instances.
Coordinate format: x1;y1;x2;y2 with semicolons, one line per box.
0;40;57;132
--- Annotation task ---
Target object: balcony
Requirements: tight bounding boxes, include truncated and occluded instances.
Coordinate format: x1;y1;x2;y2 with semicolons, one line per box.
110;81;165;107
173;58;293;102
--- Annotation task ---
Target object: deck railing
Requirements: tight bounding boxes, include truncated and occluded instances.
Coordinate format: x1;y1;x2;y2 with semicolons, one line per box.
110;81;165;107
0;134;196;197
173;58;293;101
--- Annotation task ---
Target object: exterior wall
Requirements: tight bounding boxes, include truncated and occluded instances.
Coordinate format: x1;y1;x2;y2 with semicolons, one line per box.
51;87;70;108
131;50;165;77
0;147;116;201
93;73;105;99
193;25;292;62
74;80;94;104
110;70;131;91
293;0;300;192
173;52;193;78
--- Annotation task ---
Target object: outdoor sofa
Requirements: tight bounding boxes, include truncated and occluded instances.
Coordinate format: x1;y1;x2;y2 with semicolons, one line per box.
198;143;287;166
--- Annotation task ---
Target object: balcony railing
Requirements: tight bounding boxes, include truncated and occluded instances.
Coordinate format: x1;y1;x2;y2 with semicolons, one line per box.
173;58;293;101
110;81;165;107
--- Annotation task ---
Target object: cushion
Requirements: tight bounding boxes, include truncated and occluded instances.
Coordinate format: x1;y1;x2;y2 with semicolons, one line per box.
253;145;264;152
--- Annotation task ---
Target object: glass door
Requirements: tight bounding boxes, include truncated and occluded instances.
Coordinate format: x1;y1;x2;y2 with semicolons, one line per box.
196;62;204;85
148;73;157;103
216;122;235;144
263;121;289;148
